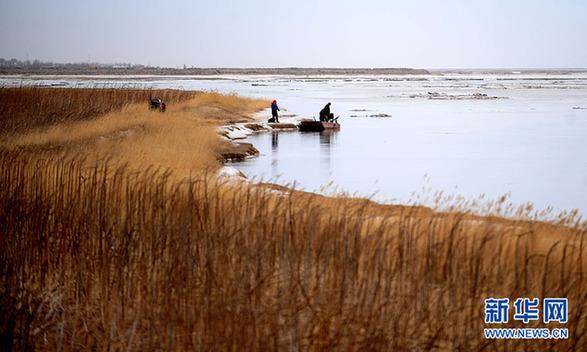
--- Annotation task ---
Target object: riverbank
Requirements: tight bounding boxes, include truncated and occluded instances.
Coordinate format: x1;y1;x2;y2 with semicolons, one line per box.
0;66;431;76
1;87;586;351
0;87;268;175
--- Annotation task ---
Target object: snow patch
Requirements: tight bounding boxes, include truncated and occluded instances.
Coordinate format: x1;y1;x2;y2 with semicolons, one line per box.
218;166;247;180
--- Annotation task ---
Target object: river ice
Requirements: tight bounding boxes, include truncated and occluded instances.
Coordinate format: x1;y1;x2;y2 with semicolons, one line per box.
3;72;587;216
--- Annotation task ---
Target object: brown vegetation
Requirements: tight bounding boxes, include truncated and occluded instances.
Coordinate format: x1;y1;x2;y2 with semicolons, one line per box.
1;88;268;175
0;87;586;351
0;87;199;135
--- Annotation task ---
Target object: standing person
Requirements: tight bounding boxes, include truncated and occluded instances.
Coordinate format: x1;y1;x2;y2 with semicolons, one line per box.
319;102;334;122
271;100;280;123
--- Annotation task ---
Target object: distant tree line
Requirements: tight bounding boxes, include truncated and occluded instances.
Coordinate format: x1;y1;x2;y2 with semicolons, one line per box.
0;58;431;75
0;58;145;70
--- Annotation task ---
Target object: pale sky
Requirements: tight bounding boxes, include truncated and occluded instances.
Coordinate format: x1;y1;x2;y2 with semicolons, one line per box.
0;0;586;68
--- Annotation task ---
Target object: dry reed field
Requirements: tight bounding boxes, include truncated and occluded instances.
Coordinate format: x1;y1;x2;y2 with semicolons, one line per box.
1;87;267;176
0;87;200;135
1;87;586;351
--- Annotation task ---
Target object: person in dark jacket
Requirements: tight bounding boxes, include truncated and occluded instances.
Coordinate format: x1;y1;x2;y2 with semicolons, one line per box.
319;102;334;122
271;100;280;123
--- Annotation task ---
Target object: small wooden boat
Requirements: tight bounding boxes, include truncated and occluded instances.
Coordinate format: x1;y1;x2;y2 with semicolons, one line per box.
297;119;341;132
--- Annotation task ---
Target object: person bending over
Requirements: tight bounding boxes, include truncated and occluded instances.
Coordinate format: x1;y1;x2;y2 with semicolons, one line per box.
319;102;334;122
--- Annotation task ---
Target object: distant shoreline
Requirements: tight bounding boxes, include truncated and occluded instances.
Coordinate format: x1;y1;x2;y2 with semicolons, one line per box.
0;67;432;76
2;67;587;77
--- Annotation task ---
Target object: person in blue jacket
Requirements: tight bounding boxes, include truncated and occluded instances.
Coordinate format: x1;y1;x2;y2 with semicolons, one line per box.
271;100;280;123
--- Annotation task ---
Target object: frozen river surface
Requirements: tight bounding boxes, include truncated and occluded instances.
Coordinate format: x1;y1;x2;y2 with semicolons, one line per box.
3;72;587;215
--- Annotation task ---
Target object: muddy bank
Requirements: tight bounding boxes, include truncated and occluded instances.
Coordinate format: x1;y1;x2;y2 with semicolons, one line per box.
218;142;259;161
217;109;302;161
